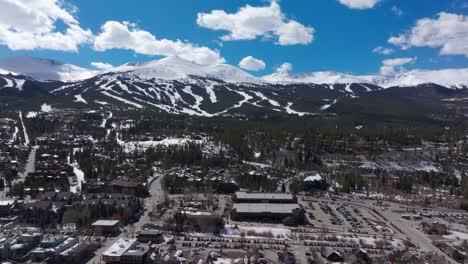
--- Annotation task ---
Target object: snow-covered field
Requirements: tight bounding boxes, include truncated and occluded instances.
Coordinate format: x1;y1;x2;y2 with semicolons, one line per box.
359;160;439;172
116;134;228;156
326;156;440;173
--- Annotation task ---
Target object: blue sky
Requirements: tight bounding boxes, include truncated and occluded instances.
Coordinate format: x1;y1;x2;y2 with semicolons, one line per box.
0;0;467;76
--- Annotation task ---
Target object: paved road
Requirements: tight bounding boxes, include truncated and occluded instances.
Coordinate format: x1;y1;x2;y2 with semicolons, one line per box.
16;146;37;184
377;205;458;264
87;173;169;263
1;146;37;198
300;196;458;263
135;173;167;232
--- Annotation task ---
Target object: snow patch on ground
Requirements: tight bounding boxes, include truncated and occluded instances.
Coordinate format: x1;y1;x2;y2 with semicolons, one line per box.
443;231;468;240
223;225;291;239
359;159;439;172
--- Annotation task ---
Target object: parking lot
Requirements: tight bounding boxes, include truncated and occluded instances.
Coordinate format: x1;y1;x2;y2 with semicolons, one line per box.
300;198;394;236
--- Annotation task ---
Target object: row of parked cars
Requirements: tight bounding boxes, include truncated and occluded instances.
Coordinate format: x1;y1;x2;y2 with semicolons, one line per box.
336;205;364;229
319;202;343;225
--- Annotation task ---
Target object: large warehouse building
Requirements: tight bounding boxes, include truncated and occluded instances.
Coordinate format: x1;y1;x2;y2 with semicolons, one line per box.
230;192;303;224
233;191;297;204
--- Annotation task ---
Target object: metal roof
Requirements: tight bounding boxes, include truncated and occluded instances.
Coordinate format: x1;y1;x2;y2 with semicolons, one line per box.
91;219;120;227
235;191;294;200
233;203;300;214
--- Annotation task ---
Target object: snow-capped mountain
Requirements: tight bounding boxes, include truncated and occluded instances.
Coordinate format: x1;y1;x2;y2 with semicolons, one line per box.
262;68;468;89
106;56;262;84
374;69;468;89
1;55;467;89
0;55;97;81
262;70;375;85
0;55;467;120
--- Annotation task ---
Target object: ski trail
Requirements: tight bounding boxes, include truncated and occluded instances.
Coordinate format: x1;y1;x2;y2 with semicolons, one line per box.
18;111;30;145
101;111;113;128
10;126;19;144
320;99;338;110
344;83;354;94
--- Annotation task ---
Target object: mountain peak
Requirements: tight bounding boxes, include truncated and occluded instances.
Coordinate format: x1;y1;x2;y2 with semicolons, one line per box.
0;55;96;81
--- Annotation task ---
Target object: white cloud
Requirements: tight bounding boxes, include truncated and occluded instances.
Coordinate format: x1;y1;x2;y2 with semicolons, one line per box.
276;62;293;73
380;57;415;75
93;21;224;65
391;6;403;16
0;0;92;52
389;12;468;57
238;56;266;71
372;46;394;55
91;62;114;70
196;1;314;45
337;0;380;9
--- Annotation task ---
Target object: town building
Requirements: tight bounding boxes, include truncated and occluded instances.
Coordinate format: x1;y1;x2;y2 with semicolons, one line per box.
231;203;301;222
233;191;297;204
92;219;121;236
136;230;164;244
102;238;149;264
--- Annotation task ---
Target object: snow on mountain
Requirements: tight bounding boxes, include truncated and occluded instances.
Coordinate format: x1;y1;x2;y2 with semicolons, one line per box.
262;70;374;85
109;56;207;80
1;55;466;89
108;56;262;84
262;68;468;89
0;55;97;81
203;63;263;84
375;68;468;89
0;67;17;75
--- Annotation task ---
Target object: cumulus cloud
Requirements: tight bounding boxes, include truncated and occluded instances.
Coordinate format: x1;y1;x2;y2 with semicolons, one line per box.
91;62;114;70
372;46;394;55
380;57;415;75
0;0;92;52
238;56;266;71
337;0;380;9
196;1;314;45
388;12;468;57
276;62;293;73
93;21;224;65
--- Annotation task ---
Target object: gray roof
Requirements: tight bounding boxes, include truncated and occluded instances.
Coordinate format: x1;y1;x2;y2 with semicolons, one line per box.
233;203;300;214
92;220;120;227
235;192;294;200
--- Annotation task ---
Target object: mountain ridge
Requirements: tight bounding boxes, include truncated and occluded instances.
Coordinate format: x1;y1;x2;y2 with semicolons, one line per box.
0;55;467;89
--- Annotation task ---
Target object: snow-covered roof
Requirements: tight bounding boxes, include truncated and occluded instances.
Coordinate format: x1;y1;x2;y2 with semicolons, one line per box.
91;220;120;227
233;203;300;214
102;238;136;257
235;191;293;200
